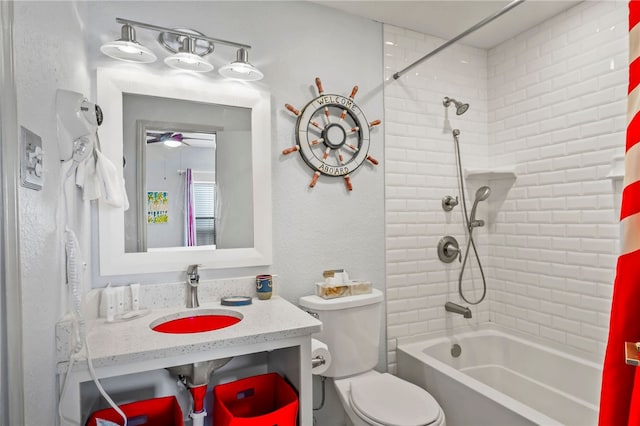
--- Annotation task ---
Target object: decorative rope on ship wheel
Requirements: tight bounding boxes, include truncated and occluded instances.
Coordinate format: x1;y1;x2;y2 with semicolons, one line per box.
283;77;380;190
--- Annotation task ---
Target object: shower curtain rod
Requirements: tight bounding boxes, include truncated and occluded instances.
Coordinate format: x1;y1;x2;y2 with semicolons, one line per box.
392;0;526;80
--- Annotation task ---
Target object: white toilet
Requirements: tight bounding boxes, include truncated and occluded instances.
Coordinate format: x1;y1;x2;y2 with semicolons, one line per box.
299;289;445;426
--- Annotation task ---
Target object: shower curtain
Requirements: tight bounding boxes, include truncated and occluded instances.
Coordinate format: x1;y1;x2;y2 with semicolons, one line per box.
185;168;196;246
599;1;640;424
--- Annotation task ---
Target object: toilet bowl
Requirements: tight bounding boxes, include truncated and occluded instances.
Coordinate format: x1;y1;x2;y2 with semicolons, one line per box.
334;371;446;426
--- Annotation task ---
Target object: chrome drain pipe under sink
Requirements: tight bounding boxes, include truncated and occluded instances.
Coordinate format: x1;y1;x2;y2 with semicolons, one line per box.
166;357;233;426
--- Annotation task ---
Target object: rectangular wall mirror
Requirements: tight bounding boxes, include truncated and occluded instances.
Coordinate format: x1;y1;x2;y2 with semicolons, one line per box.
97;67;272;275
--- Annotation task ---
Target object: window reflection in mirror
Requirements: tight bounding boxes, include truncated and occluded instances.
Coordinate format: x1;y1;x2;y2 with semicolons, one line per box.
122;94;253;253
192;181;216;246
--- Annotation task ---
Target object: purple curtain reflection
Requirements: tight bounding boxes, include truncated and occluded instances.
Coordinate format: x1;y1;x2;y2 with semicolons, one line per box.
185;168;196;246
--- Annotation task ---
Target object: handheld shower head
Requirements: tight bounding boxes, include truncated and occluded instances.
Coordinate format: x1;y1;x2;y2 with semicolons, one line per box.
469;186;491;228
443;97;469;115
475;185;491;202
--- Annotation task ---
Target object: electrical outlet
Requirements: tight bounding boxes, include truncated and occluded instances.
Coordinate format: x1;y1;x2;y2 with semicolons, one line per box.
20;126;43;190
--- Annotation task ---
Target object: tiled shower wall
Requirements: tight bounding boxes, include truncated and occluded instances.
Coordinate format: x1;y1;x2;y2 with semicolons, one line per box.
486;1;626;359
383;26;490;373
385;0;626;372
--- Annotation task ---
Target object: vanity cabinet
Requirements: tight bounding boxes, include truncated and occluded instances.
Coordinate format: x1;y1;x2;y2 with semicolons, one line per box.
56;296;321;425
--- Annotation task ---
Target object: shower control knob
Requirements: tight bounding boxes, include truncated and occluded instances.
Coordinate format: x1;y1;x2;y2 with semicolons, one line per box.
442;195;459;212
437;236;461;263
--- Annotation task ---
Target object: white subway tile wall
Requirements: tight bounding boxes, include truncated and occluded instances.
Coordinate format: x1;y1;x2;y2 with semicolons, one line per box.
384;0;626;372
384;23;491;373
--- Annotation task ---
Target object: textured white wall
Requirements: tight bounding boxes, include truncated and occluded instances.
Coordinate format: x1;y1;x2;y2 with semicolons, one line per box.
13;2;91;425
384;0;625;373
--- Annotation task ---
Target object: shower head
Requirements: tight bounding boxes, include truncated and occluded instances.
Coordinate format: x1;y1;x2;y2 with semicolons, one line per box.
475;186;491;202
443;97;469;115
469;186;491;228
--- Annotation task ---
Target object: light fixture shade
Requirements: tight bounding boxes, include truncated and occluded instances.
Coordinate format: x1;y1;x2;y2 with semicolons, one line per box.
101;40;157;63
219;48;264;81
100;24;157;63
164;52;214;72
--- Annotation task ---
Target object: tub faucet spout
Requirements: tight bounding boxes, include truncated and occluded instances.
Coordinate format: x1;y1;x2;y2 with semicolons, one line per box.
186;264;200;308
445;301;472;318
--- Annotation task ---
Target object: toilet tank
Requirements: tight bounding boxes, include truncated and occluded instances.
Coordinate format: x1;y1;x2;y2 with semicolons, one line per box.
299;289;383;378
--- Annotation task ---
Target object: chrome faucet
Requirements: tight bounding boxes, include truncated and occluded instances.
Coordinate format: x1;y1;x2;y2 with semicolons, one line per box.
445;301;472;318
186;264;200;308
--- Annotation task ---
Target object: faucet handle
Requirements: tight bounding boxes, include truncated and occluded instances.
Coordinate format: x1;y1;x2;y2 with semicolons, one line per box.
187;264;201;284
447;244;461;263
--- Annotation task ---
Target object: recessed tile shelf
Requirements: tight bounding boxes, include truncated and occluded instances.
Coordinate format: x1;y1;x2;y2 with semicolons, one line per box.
606;155;624;181
464;168;517;180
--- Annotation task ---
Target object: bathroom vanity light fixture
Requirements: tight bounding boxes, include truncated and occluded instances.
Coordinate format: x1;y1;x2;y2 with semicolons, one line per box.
101;18;263;79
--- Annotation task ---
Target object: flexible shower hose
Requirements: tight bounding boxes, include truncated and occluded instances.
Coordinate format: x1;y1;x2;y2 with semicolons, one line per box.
452;130;487;305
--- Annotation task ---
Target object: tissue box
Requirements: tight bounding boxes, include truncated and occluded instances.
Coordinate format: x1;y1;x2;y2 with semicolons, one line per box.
315;281;372;299
315;283;349;299
348;281;372;295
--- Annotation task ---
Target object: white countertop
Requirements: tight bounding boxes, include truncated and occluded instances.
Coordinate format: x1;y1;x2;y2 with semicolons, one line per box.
57;295;322;372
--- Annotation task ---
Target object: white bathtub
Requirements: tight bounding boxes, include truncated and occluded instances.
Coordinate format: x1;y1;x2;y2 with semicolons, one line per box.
397;328;601;426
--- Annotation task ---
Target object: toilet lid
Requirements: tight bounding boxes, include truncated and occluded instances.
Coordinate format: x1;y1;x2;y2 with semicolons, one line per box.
349;373;441;426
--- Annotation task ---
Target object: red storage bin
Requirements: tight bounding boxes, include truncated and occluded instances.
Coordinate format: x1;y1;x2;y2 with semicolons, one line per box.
213;373;298;426
86;395;183;426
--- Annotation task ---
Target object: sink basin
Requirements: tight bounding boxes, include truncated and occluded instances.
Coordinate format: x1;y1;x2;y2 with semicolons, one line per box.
150;309;243;334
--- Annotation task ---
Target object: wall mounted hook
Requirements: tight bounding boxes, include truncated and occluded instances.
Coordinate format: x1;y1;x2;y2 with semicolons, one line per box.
442;195;459;212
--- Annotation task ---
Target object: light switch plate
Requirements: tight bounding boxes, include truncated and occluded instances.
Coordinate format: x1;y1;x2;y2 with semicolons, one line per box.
20;126;43;190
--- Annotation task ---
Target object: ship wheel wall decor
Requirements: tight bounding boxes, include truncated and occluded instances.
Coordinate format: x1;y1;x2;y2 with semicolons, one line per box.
283;77;380;190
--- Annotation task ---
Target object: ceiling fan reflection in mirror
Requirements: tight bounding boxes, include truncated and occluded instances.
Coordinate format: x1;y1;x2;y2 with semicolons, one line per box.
146;130;217;148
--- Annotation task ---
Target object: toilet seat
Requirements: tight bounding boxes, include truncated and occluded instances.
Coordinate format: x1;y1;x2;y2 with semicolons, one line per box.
348;373;443;426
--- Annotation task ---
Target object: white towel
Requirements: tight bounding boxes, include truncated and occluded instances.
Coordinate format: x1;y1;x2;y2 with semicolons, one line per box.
75;150;101;202
73;132;129;210
95;148;129;210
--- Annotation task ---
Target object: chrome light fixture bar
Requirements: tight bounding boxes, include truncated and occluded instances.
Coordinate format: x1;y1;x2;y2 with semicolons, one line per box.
101;17;263;80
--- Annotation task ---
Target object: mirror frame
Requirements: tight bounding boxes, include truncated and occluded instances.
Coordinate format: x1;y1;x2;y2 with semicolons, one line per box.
96;67;272;275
